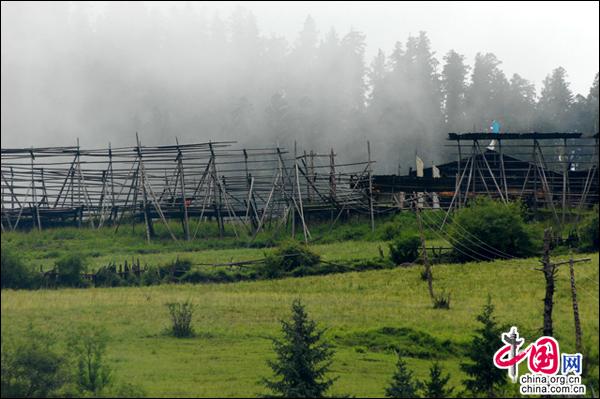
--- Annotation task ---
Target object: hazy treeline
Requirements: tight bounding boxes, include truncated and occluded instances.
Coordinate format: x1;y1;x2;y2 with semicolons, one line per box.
1;3;598;171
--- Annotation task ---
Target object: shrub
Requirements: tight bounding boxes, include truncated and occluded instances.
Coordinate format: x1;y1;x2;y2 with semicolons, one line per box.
141;267;162;286
94;264;124;287
433;291;451;310
1;247;35;289
379;221;402;241
377;212;419;241
389;234;420;264
180;269;242;284
1;329;71;398
579;207;599;251
159;257;192;283
68;325;112;395
166;300;195;338
449;198;538;261
55;253;87;287
261;240;321;278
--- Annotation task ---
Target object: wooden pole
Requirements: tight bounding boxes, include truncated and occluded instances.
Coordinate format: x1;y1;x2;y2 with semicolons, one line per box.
568;254;583;353
292;142;297;238
209;142;224;238
176;139;190;241
541;228;555;337
457;139;462;207
367;141;375;232
562;138;568;224
295;160;310;243
136;133;153;242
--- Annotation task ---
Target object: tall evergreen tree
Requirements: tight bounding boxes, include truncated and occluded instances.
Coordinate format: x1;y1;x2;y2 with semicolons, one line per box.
368;49;387;105
587;72;599;133
262;299;336;398
442;50;469;133
466;53;509;131
460;295;507;397
385;352;420;398
537;66;573;131
505;73;536;132
421;362;454;398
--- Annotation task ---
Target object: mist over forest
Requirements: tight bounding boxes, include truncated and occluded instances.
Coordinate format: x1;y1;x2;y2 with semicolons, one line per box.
1;3;598;172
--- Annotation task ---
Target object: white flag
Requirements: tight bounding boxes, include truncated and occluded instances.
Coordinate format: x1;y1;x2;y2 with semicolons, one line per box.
416;156;424;177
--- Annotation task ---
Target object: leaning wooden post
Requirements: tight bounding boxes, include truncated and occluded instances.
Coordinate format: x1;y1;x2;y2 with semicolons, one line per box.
561;138;568;225
10;167;15;210
176;139;190;241
295;160;309;243
135;133;153;243
309;150;315;202
568;254;583;353
541;228;555;337
291;142;297;238
109;143;116;221
30;148;41;231
209;142;224;238
329;148;336;200
456;138;462;208
367;141;375;232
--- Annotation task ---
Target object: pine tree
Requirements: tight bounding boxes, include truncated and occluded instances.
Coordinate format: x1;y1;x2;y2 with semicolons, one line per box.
262;299;336;398
442;50;469;133
421;362;454;398
587;72;599;133
506;73;536;131
460;295;506;397
385;352;420;398
466;52;509;131
537;66;574;131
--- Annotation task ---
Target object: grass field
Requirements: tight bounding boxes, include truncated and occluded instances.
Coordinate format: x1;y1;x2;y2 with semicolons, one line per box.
2;253;598;397
0;216;450;272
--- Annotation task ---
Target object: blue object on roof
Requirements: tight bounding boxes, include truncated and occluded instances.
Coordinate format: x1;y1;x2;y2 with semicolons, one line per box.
491;120;501;134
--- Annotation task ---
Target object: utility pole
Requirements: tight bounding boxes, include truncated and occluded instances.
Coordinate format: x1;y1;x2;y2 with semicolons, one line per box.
538;229;590;341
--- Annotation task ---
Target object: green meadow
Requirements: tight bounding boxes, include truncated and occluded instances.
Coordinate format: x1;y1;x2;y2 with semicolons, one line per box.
2;251;598;397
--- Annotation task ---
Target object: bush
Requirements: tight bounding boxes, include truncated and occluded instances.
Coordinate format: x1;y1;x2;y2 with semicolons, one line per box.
1;329;71;397
449;198;538;261
433;291;451;310
389;234;421;264
579;207;599;251
2;325;145;398
94;264;124;287
55;254;87;287
180;269;242;284
261;240;321;278
141;267;162;286
1;247;35;289
166;300;195;338
159;257;192;283
68;325;112;395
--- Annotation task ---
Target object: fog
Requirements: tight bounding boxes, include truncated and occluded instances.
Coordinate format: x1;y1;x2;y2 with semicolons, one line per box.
1;1;599;172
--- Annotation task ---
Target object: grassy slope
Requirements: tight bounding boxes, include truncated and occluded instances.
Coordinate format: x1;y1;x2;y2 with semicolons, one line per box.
0;219;448;271
2;254;598;397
